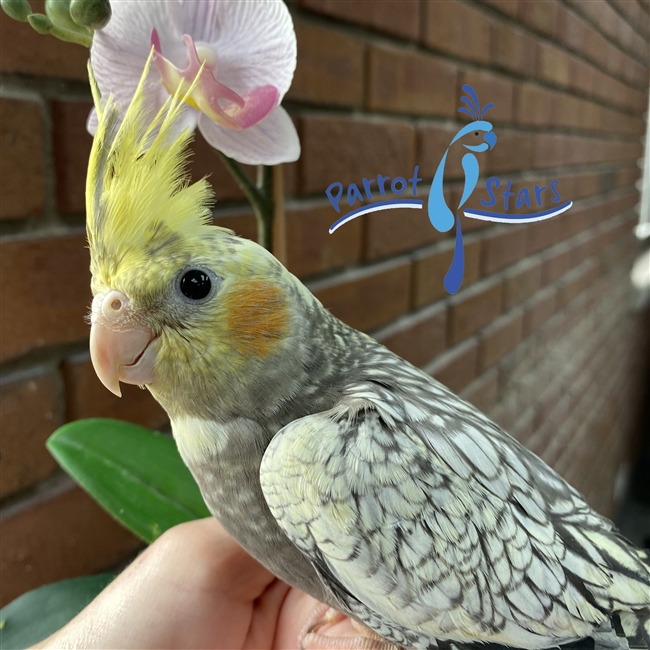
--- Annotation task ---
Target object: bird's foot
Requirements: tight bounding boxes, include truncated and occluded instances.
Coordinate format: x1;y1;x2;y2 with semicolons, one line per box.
298;603;401;650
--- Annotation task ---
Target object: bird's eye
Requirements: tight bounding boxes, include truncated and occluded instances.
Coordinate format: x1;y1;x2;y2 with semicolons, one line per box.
474;131;479;136
179;269;212;300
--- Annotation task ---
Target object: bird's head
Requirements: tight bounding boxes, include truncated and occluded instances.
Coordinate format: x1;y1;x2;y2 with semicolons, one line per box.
450;121;497;152
86;54;302;419
454;83;497;151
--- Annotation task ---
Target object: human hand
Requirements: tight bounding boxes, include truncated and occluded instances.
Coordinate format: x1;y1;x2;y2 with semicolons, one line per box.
31;517;358;649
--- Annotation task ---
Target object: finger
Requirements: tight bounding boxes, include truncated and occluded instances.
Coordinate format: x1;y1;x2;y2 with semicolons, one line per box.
35;518;277;649
243;579;291;650
274;589;324;649
149;518;277;603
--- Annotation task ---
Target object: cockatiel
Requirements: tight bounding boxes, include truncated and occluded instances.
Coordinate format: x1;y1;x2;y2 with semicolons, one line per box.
87;57;650;650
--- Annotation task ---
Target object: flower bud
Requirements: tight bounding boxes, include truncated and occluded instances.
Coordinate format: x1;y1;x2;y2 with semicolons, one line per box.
69;0;110;30
0;0;32;22
45;0;79;33
27;12;53;34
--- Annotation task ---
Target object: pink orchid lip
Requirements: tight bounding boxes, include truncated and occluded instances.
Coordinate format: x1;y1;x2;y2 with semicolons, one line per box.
150;28;279;131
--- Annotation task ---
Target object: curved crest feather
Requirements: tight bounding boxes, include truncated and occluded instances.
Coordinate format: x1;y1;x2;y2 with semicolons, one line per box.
86;50;216;284
457;84;494;121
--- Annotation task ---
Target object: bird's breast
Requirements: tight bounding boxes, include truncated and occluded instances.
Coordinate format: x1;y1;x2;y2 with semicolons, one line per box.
171;414;336;605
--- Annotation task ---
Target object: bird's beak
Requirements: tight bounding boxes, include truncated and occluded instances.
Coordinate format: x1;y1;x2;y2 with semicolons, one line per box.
89;290;158;397
483;131;497;150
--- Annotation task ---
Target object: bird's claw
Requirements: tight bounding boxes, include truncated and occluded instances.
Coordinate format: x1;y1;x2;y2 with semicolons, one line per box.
298;603;401;650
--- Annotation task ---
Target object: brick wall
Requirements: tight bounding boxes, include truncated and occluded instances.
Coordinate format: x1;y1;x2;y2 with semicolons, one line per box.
1;0;648;605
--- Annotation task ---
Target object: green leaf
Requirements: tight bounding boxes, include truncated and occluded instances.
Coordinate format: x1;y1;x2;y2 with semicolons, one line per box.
47;419;210;543
0;573;115;649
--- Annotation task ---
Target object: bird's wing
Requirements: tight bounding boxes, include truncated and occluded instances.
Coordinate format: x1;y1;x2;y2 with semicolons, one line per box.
260;387;650;649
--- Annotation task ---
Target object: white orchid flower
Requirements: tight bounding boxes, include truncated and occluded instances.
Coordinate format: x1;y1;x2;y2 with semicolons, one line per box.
88;0;299;165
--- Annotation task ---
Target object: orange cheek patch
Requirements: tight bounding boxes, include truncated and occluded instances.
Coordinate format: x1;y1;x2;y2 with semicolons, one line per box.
224;281;289;358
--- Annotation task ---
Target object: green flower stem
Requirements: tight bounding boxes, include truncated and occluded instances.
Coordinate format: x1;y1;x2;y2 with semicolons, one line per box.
256;164;274;252
216;151;275;253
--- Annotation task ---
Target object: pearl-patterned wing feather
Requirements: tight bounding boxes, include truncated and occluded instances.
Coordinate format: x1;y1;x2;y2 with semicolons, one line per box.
260;376;650;650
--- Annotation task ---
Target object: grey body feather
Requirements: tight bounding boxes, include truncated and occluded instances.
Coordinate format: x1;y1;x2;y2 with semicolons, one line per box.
167;280;650;650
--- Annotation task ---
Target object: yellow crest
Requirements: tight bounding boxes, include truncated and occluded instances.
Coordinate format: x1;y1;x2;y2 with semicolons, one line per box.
86;51;215;285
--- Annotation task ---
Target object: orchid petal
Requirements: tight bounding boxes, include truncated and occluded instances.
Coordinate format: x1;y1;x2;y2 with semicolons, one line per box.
198;106;299;165
151;30;277;131
224;85;279;130
88;0;299;165
192;0;296;101
89;0;185;132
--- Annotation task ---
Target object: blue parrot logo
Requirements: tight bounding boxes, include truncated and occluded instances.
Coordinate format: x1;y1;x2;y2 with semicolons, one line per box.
325;85;572;296
427;85;496;294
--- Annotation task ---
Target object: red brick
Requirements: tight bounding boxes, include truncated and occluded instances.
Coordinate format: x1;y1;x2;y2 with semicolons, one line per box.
310;260;412;332
515;83;552;126
538;43;571;87
63;353;168;430
190;133;257;201
481;226;528;274
300;116;416;194
490;22;538;76
0;233;91;362
523;287;557;336
585;26;610;69
52;100;93;214
571;232;598;266
418;125;466;181
572;173;601;200
367;45;457;117
551;93;582;129
212;211;258;241
542;242;574;285
504;259;543;309
0;0;88;80
427;338;479;392
461;368;499;413
557;5;588;52
575;0;633;57
612;0;649;39
460;69;515;123
576;99;601;132
556;260;600;309
526;217;561;254
480;0;519;16
485;130;533;174
424;1;491;63
0;99;45;219
614;167;640;189
569;57;595;95
365;203;440;261
0;485;141;606
288;21;365;108
299;0;420;40
285;203;362;278
479;310;524;370
413;238;481;307
518;0;559;36
0;370;61;499
376;303;447;367
448;278;503;344
531;134;567;169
